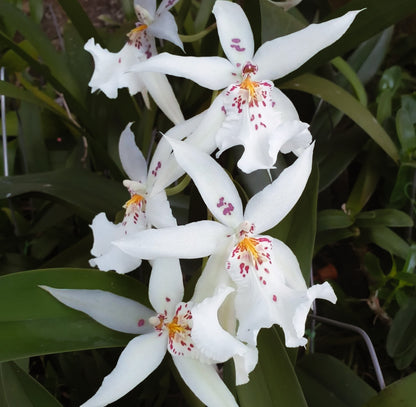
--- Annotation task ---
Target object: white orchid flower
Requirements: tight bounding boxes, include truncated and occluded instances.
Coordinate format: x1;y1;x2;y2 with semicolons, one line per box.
130;1;360;172
115;139;336;346
40;258;257;407
84;0;184;124
90;123;179;273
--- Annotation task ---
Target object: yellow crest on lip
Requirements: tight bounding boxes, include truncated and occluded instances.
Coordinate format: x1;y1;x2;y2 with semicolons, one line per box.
240;76;260;102
236;236;260;261
123;194;144;209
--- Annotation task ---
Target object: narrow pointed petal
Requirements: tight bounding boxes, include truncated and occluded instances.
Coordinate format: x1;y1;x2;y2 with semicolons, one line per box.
131;53;236;90
172;357;238;407
149;258;183;314
148;113;205;192
168;138;244;229
147;191;177;228
149;10;183;50
244;142;314;234
40;286;154;334
89;212;142;274
119;124;148;183
81;333;167;407
191;286;258;384
158;0;179;12
254;10;361;80
114;221;229;259
213;1;254;66
134;0;156;17
84;39;146;99
142;71;184;124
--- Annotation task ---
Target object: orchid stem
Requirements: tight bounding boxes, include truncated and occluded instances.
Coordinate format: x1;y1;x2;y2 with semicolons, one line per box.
308;314;386;390
1;67;8;177
166;175;191;196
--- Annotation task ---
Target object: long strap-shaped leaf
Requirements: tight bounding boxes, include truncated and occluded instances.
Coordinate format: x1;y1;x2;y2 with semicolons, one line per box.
281;74;399;162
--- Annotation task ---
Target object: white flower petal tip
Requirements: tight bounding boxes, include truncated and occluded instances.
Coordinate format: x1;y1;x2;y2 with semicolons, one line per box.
39;286;155;334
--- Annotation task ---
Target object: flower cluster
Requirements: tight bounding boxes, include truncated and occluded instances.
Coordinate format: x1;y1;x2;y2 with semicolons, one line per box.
41;1;359;406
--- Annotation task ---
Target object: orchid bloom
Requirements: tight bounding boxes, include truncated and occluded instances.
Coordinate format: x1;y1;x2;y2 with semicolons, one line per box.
115;139;336;346
84;0;184;124
131;1;360;172
89;123;178;273
40;258;257;407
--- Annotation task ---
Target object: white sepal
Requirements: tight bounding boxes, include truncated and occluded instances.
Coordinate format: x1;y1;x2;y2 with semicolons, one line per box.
39;286;154;335
81;333;167;407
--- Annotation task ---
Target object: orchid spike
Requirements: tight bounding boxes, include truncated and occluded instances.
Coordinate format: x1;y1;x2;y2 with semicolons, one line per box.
130;1;361;171
40;258;257;406
84;0;184;124
115;139;336;346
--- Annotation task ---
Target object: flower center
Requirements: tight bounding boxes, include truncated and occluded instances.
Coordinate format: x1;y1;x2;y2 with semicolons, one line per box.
151;304;195;356
240;76;260;104
123;194;144;209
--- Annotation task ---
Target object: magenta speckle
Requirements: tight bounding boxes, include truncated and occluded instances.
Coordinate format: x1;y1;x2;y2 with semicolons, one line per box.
138;319;145;327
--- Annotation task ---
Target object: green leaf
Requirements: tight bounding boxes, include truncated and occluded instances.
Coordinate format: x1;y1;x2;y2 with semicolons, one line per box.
396;107;416;153
386;298;416;369
56;0;101;43
0;1;82;103
361;226;410;260
0;168;127;220
356;209;414;228
282;74;399;162
364;373;416;406
317;210;353;232
0;268;149;362
286;0;416;81
17;101;50;173
0;361;62;406
260;0;305;42
296;353;377;407
237;327;307;407
346;146;384;216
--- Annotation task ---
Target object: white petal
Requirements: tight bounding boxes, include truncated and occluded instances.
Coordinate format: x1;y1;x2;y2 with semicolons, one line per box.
148;258;183;314
114;221;229;259
84;39;146;99
89;213;142;274
119;124;148;183
191;250;233;303
39;286;154;334
130;53;236;90
81;333;167;407
168;138;244;229
271;237;306;291
270;87;300;121
89;245;142;274
244;142;314;234
146;190;177;228
292;282;337;339
172;357;238;407
213;1;254;66
149;9;183;50
277;121;312;156
254;10;362;80
233;346;258;385
135;0;156;18
158;0;179;12
191;286;258;384
142;71;184;124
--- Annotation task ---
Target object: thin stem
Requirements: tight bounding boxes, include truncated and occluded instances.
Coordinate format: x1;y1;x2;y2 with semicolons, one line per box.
309;314;386;390
1;67;8;176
